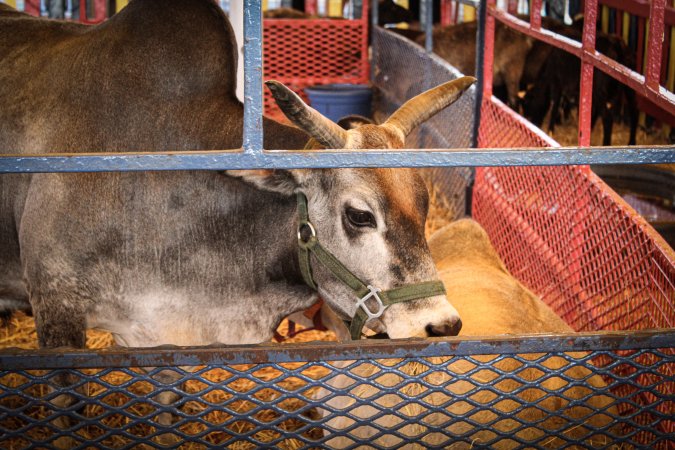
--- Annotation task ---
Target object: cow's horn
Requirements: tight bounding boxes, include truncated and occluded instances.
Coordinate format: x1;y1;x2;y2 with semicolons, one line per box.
266;81;348;149
384;76;476;137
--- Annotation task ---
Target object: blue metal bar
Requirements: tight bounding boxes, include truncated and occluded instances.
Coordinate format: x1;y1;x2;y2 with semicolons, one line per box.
0;147;673;173
1;329;672;369
371;0;378;82
472;0;487;148
424;0;433;52
243;0;264;154
65;0;73;19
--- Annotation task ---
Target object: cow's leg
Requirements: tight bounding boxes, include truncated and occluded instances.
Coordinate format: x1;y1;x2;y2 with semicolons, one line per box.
33;299;87;449
151;369;183;446
601;104;614;146
547;86;563;134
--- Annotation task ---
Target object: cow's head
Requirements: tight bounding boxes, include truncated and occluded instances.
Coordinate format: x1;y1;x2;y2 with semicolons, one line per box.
230;77;474;339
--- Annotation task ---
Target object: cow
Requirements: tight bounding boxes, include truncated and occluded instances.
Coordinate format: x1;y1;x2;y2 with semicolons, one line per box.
382;17;569;109
317;219;621;448
394;16;637;145
0;0;473;445
521;28;638;146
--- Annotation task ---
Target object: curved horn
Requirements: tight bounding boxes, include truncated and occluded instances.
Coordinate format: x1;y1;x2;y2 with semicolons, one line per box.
384;76;476;137
265;81;348;149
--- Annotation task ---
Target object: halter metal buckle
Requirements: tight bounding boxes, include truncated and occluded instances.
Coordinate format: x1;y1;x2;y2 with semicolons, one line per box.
356;285;385;320
298;221;316;242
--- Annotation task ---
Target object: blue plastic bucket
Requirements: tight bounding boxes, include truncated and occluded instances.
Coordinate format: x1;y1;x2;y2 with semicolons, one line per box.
304;84;373;122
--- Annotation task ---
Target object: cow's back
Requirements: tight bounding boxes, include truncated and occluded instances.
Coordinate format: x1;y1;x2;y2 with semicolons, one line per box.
0;0;245;154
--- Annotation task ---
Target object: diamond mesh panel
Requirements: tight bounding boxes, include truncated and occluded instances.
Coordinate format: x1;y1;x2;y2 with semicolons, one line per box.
263;18;369;123
1;343;673;449
372;27;475;220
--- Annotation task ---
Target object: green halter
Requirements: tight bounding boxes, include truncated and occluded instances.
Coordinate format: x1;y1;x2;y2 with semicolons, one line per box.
296;193;447;340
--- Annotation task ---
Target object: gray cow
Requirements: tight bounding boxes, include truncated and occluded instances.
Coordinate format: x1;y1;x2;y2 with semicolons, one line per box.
0;0;473;352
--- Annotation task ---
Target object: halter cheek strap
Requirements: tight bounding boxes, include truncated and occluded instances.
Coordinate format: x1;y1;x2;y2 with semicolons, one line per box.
296;193;447;340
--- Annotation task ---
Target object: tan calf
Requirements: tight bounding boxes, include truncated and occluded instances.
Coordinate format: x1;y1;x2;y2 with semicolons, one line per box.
319;219;621;449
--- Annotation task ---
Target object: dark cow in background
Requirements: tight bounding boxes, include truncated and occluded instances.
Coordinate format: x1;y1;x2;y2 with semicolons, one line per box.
415;20;539;108
389;16;638;145
390;17;570;108
521;27;638;145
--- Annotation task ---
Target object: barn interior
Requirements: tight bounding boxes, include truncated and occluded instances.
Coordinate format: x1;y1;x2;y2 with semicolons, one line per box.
0;0;673;448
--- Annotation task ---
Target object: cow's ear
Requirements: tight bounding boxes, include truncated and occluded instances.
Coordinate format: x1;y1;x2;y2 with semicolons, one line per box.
226;169;307;195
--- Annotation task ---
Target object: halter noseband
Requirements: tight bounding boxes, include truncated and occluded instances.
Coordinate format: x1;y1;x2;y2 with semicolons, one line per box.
296;192;447;340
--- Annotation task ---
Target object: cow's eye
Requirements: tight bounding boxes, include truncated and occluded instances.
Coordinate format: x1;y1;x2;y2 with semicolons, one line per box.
346;207;376;228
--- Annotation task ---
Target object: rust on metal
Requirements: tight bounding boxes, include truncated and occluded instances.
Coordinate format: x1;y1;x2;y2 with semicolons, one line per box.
1;329;673;371
578;0;598;146
645;0;667;91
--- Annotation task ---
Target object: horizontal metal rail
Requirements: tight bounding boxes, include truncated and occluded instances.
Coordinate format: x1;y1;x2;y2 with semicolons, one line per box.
0;146;673;173
1;329;672;369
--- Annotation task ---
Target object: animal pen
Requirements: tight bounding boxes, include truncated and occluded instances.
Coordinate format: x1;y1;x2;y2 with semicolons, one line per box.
1;0;674;448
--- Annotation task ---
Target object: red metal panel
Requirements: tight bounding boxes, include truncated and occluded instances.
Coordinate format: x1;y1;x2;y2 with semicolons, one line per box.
662;25;671;84
305;0;317;15
78;0;107;24
645;0;667;91
440;0;453;26
578;0;598;147
530;0;542;29
23;0;40;15
483;0;496;100
263;0;370;122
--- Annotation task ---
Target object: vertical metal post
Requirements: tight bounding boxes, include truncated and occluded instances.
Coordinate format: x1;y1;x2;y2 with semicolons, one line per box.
645;0;666;92
243;0;264;154
472;0;488;149
440;0;452;26
482;0;495;100
371;0;378;83
578;0;597;147
65;0;73;19
351;0;362;19
424;0;433;52
530;0;542;29
371;0;378;27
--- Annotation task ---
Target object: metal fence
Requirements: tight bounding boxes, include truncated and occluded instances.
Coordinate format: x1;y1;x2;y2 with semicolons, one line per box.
1;332;673;448
1;0;674;448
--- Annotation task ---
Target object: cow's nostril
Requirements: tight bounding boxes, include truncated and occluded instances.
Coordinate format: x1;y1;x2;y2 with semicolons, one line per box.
426;319;462;337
